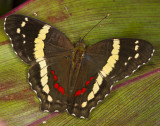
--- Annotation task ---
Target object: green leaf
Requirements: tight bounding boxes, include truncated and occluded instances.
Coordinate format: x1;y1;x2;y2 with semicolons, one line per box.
0;0;160;125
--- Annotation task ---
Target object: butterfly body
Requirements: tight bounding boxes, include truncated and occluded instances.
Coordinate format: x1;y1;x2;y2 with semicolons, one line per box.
4;14;154;118
69;42;85;88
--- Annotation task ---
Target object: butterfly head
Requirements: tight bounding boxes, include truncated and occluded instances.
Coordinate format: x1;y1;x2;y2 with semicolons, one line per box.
75;42;85;49
73;37;85;49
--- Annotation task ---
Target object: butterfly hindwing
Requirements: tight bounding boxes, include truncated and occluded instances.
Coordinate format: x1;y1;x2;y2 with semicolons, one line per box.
67;40;114;118
29;50;72;112
67;61;113;118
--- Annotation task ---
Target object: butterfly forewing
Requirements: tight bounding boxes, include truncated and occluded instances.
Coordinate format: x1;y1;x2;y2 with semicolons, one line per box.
100;39;153;82
4;14;154;118
4;14;73;64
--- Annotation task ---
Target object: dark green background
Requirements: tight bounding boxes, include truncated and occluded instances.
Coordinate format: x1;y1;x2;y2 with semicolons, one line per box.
0;0;27;16
0;0;160;125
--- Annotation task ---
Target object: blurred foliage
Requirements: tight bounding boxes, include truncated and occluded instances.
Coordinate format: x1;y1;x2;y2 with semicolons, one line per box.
0;0;27;16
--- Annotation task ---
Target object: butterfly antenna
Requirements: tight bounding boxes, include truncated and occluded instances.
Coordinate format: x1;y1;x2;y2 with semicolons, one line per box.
65;5;80;39
81;14;110;42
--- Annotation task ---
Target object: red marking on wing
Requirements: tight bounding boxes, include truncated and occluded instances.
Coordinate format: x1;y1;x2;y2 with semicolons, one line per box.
75;77;94;97
75;90;81;97
51;70;64;95
90;77;94;81
82;88;86;94
53;75;57;81
85;80;90;86
54;83;59;89
58;86;64;95
51;70;55;75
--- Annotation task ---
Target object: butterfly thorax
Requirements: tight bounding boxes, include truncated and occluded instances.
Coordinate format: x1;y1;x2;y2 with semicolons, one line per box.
72;42;85;66
68;42;85;96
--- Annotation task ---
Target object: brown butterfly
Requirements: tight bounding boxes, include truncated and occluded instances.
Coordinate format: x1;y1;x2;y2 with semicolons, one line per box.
4;14;154;118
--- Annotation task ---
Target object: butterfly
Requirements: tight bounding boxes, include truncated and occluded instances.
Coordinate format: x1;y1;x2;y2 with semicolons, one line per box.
4;14;154;118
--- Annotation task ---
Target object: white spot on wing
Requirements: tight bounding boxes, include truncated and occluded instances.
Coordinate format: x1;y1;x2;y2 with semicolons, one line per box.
72;113;76;116
128;57;132;60
80;116;85;119
100;70;107;77
97;100;102;104
113;39;120;45
44;110;49;112
110;85;113;90
54;110;59;112
148;58;151;61
38;98;42;102
134;53;139;59
107;57;116;68
34;49;44;59
132;70;136;73
39;60;47;69
96;73;103;86
41;75;48;87
87;91;94;101
22;34;25;38
43;85;49;94
81;101;87;108
105;94;108;97
125;75;129;78
47;95;53;102
135;40;139;44
25;17;28;21
21;21;26;27
90;107;95;113
17;28;21;33
40;67;48;77
135;45;139;51
92;82;100;94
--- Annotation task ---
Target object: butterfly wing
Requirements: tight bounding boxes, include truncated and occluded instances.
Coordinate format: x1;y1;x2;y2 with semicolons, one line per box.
4;14;73;64
29;50;73;112
87;38;154;82
4;14;74;112
67;38;154;118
